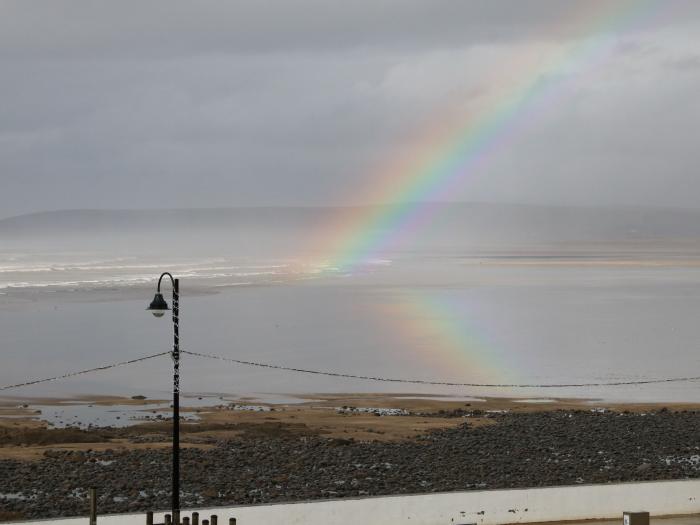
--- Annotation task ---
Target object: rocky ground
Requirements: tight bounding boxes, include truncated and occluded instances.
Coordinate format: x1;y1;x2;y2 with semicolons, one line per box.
2;408;700;520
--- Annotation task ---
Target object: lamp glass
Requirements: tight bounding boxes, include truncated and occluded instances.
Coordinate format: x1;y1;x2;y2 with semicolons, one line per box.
147;292;169;317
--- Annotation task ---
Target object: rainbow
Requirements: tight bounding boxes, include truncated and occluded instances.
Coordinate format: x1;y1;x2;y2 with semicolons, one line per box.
376;291;511;385
299;0;663;387
313;0;659;273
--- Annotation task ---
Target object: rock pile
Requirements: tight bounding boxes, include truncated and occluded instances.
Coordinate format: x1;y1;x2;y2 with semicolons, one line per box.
2;409;700;520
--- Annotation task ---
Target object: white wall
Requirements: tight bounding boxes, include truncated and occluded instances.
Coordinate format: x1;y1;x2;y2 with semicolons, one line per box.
10;480;700;525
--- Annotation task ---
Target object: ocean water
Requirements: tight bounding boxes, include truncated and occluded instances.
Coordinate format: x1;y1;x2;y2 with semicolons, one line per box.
2;249;700;402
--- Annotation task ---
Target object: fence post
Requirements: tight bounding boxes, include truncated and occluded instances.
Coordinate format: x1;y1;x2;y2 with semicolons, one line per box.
183;517;190;525
228;519;236;525
146;511;153;525
165;514;172;525
210;515;217;525
89;488;97;525
192;512;199;525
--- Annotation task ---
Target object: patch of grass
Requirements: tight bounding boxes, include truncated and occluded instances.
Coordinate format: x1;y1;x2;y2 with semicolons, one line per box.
121;420;317;439
0;427;111;446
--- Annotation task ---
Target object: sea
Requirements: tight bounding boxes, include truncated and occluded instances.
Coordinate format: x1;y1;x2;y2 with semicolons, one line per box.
2;244;700;404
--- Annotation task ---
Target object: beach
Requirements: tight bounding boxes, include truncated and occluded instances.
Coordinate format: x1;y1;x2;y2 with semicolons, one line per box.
5;1;700;521
4;228;700;519
3;394;700;520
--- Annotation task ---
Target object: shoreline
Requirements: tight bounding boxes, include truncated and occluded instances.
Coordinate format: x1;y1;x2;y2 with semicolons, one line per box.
2;392;700;460
6;391;700;409
2;402;700;520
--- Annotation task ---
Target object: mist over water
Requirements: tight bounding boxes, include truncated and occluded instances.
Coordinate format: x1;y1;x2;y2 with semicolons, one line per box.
3;204;700;403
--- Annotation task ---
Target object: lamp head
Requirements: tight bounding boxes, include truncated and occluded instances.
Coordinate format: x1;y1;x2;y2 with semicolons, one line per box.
147;292;169;318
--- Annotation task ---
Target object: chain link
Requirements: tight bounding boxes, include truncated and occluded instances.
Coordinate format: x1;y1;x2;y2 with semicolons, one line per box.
181;350;700;388
0;352;170;392
3;349;700;393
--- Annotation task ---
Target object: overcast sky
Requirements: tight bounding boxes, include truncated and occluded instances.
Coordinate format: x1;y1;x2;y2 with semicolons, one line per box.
1;0;700;217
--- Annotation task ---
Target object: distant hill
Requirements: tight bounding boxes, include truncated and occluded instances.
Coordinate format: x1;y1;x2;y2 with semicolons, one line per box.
2;203;700;249
0;207;329;235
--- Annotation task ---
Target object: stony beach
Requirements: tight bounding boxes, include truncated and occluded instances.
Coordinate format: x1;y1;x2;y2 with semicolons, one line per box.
3;405;700;521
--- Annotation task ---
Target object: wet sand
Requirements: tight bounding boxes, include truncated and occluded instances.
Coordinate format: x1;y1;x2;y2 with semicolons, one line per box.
2;393;700;461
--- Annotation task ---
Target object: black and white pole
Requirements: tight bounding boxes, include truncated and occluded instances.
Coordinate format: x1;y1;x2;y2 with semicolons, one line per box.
172;277;180;524
147;272;180;523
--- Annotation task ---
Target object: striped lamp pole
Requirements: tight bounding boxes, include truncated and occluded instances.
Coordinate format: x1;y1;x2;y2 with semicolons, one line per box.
147;272;180;524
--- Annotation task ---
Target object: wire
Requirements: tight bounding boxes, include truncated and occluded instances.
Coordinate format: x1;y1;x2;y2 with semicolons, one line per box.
0;352;170;392
181;350;700;388
3;349;700;393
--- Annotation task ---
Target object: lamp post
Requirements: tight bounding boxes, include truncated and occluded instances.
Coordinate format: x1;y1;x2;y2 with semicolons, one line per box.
147;272;180;523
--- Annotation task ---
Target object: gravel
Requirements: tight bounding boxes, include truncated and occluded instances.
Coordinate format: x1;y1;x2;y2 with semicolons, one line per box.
3;409;700;520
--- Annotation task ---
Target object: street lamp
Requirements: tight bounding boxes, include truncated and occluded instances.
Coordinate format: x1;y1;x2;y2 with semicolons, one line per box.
147;272;180;523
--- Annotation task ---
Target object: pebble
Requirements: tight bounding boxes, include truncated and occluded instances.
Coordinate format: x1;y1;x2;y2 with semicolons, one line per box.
2;410;700;519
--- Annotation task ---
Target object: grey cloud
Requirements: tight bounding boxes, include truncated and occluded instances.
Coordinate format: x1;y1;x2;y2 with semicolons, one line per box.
1;0;682;60
2;1;700;216
663;54;700;71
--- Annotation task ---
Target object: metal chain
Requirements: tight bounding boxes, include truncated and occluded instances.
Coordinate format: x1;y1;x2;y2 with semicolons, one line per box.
0;352;170;392
181;349;700;388
3;348;700;393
